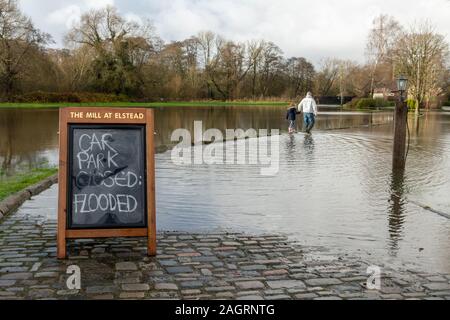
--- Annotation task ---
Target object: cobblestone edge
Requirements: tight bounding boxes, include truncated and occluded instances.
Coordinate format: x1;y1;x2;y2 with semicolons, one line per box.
0;174;58;221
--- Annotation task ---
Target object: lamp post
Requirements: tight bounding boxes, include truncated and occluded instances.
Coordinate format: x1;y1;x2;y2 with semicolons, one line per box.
396;75;408;102
392;75;409;171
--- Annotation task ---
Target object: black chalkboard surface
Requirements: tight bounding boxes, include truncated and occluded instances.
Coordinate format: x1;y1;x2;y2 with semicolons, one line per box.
68;125;147;229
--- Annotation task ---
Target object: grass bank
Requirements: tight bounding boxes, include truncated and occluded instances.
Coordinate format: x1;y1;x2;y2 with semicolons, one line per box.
0;101;289;109
342;106;395;112
0;168;58;201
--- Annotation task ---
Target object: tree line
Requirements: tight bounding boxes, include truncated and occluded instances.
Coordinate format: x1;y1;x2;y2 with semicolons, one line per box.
1;0;449;110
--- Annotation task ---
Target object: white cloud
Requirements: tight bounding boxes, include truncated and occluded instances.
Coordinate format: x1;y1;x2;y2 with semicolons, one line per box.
28;0;115;30
48;5;81;29
19;0;450;65
83;0;114;10
124;12;143;25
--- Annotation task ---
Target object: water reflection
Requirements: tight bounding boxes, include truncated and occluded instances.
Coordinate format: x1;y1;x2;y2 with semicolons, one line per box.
388;168;407;254
0;109;59;175
0;107;393;174
303;134;315;156
285;135;297;162
1;107;449;272
414;114;420;135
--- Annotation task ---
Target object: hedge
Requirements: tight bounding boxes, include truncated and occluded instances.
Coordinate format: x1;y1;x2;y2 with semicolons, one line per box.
345;98;394;109
10;91;130;103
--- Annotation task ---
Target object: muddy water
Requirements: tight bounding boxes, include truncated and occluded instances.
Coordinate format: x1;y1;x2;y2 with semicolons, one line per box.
0;106;392;173
0;107;449;273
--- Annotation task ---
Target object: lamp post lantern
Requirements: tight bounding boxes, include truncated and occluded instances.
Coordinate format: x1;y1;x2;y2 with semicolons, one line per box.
392;75;409;171
396;75;408;101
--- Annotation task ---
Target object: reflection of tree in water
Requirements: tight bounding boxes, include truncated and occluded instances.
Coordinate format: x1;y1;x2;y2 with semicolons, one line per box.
388;168;407;254
386;112;444;255
1;114;13;172
0;109;58;175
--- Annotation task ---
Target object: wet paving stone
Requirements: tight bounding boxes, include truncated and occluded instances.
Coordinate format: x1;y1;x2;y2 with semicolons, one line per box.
115;262;138;271
122;283;150;291
166;266;194;274
237;295;264;300
120;292;145;299
34;272;59;278
423;282;450;291
267;280;307;290
0;267;29;273
0;272;33;280
294;292;318;299
1;187;449;300
154;283;178;291
305;278;343;286
236;281;265;290
0;280;16;287
180;281;204;288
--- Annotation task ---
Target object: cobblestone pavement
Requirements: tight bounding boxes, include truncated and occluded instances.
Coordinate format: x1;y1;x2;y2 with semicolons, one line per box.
1;185;450;300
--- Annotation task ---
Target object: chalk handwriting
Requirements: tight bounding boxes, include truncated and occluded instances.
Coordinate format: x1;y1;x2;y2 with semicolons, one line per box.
73;131;143;217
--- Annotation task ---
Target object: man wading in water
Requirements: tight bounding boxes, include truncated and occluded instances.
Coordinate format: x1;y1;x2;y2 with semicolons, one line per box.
298;92;318;134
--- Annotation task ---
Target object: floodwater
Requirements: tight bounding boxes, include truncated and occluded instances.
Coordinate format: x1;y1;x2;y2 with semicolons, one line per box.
0;106;449;273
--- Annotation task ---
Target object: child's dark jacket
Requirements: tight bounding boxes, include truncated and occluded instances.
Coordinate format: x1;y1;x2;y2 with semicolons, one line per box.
286;107;299;121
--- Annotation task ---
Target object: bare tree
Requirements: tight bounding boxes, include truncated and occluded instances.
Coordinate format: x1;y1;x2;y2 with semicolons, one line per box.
196;31;216;69
197;34;255;100
285;57;315;98
195;31;220;98
12;3;449;105
211;40;254;100
345;63;372;97
65;5;159;95
0;0;51;99
337;60;361;103
247;40;265;98
51;47;95;91
314;58;340;97
65;6;156;50
393;21;449;113
366;14;402;97
259;42;284;97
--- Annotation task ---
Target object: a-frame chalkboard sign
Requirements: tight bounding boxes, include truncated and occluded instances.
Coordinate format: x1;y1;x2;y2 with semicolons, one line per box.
57;108;156;259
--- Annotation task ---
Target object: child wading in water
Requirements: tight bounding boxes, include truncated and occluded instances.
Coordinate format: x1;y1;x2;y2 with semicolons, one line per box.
286;103;300;134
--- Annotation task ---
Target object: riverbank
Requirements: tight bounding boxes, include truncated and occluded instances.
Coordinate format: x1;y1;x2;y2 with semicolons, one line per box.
0;101;289;109
0;169;58;221
0;185;449;300
0;168;58;202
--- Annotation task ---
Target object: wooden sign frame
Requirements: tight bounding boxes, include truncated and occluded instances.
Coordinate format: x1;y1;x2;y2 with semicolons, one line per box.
57;107;156;259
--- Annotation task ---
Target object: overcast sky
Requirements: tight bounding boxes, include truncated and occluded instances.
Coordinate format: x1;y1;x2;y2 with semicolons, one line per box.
19;0;450;65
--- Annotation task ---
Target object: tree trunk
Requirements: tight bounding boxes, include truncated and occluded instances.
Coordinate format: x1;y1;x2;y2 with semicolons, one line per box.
369;60;378;98
5;75;15;101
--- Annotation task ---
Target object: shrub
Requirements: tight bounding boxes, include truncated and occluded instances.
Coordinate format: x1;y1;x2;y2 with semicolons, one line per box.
375;98;393;108
356;98;374;109
12;91;130;103
345;98;393;109
355;98;392;109
344;98;361;109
